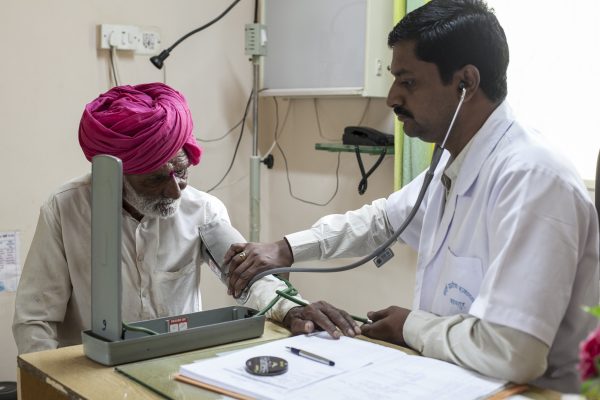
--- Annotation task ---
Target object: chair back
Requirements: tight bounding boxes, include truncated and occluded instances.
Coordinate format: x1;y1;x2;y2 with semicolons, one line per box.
596;149;600;220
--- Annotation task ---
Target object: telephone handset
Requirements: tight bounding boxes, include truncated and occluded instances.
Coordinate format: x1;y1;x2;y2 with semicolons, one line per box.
342;126;394;147
342;126;393;195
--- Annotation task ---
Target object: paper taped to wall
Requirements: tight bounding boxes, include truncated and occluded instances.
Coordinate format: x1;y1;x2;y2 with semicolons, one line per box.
0;231;20;292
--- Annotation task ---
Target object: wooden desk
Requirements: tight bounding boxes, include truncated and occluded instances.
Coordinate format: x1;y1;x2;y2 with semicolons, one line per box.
17;322;291;400
18;321;559;400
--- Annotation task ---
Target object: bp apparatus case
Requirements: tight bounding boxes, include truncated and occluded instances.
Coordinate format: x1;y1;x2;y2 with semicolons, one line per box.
82;155;264;366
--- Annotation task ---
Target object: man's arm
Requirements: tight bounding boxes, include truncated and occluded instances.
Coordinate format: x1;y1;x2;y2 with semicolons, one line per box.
226;198;395;297
405;311;549;383
13;202;71;354
360;307;548;383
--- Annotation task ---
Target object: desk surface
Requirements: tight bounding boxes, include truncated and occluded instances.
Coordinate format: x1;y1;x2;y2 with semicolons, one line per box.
18;321;559;400
17;322;294;400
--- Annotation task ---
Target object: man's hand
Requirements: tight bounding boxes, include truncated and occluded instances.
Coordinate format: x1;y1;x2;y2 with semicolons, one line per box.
360;306;411;346
224;240;294;298
283;301;362;339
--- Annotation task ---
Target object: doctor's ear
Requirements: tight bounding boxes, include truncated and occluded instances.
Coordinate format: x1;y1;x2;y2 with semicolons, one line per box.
455;65;480;98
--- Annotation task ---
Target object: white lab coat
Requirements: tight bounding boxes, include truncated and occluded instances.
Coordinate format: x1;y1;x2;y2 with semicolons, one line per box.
287;102;599;391
386;102;599;390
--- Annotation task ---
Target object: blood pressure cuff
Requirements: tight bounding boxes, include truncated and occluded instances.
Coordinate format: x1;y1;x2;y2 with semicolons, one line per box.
198;221;246;282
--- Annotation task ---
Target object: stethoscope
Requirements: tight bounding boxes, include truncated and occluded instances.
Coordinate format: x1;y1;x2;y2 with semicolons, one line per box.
245;84;468;291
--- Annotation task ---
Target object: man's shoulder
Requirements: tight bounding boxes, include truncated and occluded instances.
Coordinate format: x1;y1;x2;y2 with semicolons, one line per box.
486;124;589;198
45;174;92;205
179;185;228;217
181;185;223;205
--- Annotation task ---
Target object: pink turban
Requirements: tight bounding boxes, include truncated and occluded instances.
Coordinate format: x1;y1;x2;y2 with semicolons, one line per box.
78;83;202;174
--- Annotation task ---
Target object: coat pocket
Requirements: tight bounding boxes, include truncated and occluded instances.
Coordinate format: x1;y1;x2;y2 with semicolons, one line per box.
430;248;483;316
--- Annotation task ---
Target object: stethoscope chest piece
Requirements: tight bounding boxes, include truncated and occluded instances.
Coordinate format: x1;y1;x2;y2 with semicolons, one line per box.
245;356;288;376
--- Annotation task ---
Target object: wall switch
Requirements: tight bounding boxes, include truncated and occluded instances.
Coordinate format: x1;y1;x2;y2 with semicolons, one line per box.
99;24;160;54
100;24;141;51
245;23;267;56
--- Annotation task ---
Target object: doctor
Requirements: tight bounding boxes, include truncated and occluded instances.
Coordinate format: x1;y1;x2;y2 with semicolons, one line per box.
225;0;600;393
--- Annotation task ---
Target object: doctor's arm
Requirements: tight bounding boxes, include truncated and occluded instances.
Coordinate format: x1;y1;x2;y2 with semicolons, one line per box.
13;202;71;354
405;311;549;383
361;308;549;383
226;198;395;297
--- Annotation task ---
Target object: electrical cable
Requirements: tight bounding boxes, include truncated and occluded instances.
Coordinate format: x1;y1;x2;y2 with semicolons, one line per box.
245;88;468;289
356;98;371;127
278;141;341;206
313;99;337;141
197;120;243;143
205;91;253;193
200;89;267;144
272;96;372;206
121;321;158;337
109;45;120;86
262;96;292;160
150;0;243;69
313;98;371;141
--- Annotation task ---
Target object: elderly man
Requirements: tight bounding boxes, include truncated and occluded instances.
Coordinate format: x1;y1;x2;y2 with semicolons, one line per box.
12;83;352;354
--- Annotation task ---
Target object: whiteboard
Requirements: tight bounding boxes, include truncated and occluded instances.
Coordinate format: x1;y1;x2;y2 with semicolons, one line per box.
263;0;367;92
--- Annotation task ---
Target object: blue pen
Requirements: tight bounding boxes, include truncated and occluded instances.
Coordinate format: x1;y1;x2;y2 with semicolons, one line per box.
286;346;335;366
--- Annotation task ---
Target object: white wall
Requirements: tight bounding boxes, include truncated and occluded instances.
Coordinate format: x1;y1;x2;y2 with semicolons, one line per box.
487;0;600;180
257;97;417;316
0;0;256;381
0;0;417;382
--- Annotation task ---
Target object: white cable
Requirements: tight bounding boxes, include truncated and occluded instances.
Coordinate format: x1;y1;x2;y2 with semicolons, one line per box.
261;97;371;161
313;98;337;141
109;45;121;86
440;88;466;149
261;97;292;161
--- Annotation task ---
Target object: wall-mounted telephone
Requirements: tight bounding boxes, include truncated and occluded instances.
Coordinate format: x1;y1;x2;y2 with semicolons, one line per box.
342;126;394;147
341;126;393;195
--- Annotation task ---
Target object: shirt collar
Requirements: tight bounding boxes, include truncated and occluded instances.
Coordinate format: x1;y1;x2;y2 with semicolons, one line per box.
445;101;515;196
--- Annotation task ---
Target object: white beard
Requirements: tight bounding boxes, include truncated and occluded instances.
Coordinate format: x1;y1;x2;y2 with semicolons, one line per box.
122;178;181;219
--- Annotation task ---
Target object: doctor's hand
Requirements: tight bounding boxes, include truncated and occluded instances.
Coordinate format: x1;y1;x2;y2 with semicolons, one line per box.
360;306;411;346
283;301;362;339
224;240;294;298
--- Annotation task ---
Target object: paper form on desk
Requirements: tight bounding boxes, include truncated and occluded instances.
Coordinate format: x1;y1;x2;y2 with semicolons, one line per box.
179;332;397;398
178;332;507;400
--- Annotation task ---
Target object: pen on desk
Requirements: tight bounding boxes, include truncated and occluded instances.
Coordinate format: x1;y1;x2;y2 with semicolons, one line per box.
286;346;335;366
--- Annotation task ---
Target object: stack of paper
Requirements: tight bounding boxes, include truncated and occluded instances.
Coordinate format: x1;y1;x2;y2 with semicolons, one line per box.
177;332;507;400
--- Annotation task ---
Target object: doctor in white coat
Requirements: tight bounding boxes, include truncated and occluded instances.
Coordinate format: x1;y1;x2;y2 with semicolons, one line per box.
224;0;599;393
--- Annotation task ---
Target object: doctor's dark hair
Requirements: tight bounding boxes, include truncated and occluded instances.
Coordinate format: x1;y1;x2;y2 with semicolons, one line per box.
388;0;509;103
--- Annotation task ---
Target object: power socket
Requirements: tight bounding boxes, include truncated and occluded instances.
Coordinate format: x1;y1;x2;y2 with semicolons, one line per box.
137;30;161;55
100;24;141;51
99;24;161;55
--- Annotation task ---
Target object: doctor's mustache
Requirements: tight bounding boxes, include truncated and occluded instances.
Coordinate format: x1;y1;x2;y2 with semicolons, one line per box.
393;106;414;119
